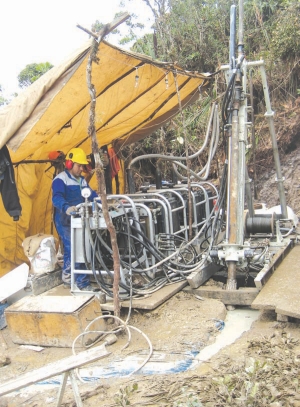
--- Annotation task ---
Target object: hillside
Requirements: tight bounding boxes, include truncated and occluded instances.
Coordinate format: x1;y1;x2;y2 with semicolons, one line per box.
253;98;300;217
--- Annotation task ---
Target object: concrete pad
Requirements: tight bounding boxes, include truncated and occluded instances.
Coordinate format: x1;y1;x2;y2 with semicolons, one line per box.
252;243;300;319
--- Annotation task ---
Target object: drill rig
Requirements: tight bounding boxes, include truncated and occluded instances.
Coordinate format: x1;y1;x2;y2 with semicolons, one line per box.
69;0;297;301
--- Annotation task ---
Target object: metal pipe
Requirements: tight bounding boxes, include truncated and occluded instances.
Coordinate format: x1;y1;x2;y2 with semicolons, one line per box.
236;0;246;246
127;195;171;234
130;203;156;270
225;5;236;242
127;168;136;194
259;65;288;219
220;60;264;71
229;5;236;70
249;69;258;199
236;59;247;245
225;4;238;289
238;0;244;54
226;0;245;290
155;160;162;189
222;58;287;219
245;167;254;217
227;261;237;290
228;93;240;246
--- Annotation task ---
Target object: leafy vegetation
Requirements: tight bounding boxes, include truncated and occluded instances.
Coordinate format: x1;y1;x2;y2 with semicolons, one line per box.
0;85;8;106
114;0;300;183
122;331;300;406
0;84;17;106
17;62;53;88
114;383;138;406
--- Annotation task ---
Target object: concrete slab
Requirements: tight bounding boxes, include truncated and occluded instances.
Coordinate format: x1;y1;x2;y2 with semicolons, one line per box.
251;243;300;319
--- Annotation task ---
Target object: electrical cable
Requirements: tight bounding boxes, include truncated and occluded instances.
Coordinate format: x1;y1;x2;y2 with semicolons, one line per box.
127;102;217;171
72;180;223;298
172;103;220;181
88;225;174;297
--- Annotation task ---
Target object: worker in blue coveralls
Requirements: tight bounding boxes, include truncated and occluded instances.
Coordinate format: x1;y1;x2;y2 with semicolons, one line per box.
52;147;98;291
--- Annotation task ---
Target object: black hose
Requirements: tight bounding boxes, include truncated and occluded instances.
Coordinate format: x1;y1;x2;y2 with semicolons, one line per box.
222;71;236;125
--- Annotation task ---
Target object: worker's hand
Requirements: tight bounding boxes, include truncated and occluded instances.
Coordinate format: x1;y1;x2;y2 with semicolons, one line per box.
66;206;77;215
83;163;94;173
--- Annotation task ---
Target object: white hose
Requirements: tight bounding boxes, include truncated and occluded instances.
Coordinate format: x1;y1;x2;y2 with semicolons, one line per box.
71;315;153;383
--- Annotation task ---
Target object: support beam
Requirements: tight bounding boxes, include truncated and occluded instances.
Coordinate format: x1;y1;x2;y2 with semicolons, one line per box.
0;344;109;397
184;286;259;306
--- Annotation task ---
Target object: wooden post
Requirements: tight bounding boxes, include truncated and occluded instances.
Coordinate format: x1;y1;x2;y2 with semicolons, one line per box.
78;12;130;317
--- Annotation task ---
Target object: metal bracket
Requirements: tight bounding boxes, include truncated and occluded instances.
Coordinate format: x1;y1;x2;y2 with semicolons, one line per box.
217;243;253;264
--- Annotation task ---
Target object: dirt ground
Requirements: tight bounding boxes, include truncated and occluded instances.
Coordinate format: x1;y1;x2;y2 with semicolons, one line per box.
1;287;300;407
1;105;300;406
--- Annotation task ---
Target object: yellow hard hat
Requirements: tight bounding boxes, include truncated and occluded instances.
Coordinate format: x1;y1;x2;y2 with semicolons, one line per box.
66;148;89;165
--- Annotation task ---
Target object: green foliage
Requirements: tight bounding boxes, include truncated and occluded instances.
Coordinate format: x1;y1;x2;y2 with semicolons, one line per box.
129;94;212;157
244;0;283;24
17;62;53;88
269;2;300;60
0;95;8;107
136;0;300;142
132;36;155;58
210;358;271;405
91;7;147;48
139;0;231;71
114;383;138;406
102;0;300;182
118;23;147;47
0;85;9;106
91;19;105;34
174;388;203;406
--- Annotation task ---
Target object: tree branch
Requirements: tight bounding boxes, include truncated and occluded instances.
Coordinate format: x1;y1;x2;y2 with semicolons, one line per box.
77;12;130;41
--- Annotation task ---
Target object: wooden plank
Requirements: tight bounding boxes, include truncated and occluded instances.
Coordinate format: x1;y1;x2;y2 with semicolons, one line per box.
184;286;259;305
0;344;109;397
186;263;223;289
121;281;187;310
254;239;294;289
252;243;300;319
100;302;116;312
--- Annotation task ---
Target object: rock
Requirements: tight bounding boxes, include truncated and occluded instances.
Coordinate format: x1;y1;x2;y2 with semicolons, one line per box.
0;355;11;367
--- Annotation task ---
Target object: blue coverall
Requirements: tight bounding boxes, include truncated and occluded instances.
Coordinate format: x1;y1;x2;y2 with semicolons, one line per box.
52;170;98;289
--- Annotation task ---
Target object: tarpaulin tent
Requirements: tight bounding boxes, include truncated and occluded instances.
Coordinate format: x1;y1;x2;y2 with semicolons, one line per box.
0;38;211;276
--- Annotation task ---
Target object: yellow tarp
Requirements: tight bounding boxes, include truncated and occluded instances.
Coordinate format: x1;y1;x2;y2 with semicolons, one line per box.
0;39;211;275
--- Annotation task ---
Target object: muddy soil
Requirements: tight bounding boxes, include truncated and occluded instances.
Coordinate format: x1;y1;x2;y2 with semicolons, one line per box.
1;289;300;407
0;290;226;406
1;103;300;407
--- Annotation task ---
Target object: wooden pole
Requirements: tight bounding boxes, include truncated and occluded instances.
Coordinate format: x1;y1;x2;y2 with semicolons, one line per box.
81;12;130;317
